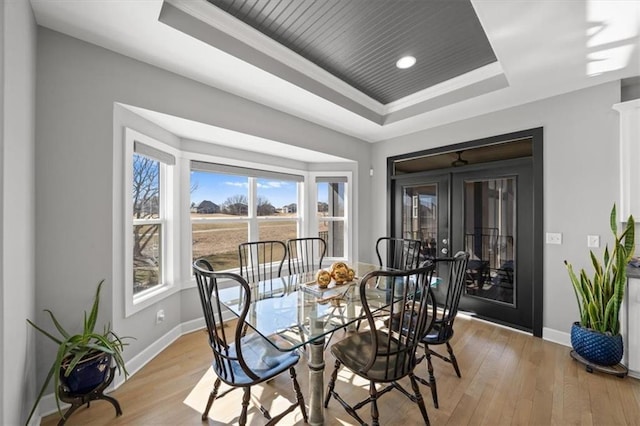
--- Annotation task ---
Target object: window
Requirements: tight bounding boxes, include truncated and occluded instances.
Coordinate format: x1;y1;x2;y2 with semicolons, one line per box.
190;161;301;272
120;126;354;316
316;176;348;258
124;128;178;316
132;153;163;293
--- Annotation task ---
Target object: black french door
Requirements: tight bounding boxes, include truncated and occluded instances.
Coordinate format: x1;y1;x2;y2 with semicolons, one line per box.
392;158;535;332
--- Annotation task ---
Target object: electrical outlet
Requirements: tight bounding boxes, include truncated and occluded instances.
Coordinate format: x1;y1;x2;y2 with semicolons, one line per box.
156;309;165;324
546;232;562;245
587;235;600;248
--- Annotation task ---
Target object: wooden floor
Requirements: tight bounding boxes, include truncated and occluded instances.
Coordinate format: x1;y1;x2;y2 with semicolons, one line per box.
41;316;640;425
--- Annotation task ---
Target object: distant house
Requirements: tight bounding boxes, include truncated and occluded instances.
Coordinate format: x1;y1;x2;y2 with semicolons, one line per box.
197;200;220;214
282;203;297;213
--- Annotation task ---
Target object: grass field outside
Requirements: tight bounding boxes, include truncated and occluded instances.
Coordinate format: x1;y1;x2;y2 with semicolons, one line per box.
191;213;300;271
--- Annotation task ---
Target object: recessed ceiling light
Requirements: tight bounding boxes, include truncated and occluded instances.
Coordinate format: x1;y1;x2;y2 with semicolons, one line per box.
396;56;416;69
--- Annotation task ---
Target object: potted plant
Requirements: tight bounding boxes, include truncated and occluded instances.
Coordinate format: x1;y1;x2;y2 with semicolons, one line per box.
565;204;635;366
26;280;132;424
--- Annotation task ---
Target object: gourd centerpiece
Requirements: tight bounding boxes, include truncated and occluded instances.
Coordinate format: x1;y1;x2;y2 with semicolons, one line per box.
315;262;355;288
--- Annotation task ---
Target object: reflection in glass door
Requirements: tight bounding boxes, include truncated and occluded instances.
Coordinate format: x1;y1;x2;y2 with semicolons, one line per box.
463;178;516;305
402;185;438;258
395;174;449;262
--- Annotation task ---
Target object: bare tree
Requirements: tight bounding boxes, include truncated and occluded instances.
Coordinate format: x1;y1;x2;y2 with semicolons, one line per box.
257;196;276;216
133;156;159;261
223;194;248;215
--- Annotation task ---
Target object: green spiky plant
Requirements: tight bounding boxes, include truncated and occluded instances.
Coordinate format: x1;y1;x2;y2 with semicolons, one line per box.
565;204;635;335
26;280;133;424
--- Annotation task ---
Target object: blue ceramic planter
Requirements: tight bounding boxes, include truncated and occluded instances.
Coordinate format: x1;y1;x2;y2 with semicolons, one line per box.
61;352;111;394
570;322;623;366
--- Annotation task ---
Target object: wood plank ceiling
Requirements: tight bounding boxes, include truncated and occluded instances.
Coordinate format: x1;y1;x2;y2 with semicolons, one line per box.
206;0;497;104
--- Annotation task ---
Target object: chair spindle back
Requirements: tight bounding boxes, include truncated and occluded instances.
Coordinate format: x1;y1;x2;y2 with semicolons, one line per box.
376;237;422;271
287;237;327;274
193;259;259;384
238;240;287;283
359;262;437;380
431;251;470;340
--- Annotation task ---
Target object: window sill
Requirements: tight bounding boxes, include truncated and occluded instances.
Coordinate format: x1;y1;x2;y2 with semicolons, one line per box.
125;283;181;317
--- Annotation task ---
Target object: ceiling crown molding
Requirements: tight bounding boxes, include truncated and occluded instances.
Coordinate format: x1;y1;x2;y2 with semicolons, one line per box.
384;62;506;114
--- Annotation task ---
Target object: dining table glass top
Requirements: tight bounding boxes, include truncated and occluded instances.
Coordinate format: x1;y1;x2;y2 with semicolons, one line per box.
216;262;400;351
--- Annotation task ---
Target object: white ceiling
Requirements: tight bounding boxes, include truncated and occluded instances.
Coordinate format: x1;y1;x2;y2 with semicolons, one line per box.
122;104;351;163
30;0;640;150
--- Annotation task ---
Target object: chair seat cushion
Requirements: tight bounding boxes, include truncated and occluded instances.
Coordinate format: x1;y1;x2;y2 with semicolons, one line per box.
215;332;299;385
331;330;413;382
422;322;453;344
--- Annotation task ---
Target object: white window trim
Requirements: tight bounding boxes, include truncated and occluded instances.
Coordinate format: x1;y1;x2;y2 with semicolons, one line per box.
124;128;181;317
185;152;305;287
309;171;353;263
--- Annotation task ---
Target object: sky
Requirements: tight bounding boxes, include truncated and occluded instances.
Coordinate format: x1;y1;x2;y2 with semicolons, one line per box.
190;171;324;208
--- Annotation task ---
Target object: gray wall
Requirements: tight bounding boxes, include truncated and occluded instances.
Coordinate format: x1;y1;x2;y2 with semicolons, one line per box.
35;26;372;401
2;0;37;424
622;76;640;101
371;81;621;336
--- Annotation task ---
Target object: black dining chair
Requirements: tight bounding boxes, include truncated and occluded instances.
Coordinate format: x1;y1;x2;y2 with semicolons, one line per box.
192;259;307;425
287;237;327;275
355;236;423;332
324;262;437;425
238;240;287;292
416;251;470;408
376;236;423;270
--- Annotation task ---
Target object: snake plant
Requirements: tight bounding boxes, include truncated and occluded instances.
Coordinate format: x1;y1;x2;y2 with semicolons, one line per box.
565;204;635;335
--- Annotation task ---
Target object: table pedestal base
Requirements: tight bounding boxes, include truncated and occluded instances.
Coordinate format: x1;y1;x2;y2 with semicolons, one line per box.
308;338;325;425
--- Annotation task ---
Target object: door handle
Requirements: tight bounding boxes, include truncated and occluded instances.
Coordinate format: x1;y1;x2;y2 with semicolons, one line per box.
441;248;449;254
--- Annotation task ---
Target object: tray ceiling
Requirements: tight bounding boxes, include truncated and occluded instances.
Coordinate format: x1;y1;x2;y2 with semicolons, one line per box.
205;0;497;105
29;0;640;144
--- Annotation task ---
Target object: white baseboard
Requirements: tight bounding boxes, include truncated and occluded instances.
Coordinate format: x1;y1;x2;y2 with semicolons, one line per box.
36;315;221;420
543;327;571;347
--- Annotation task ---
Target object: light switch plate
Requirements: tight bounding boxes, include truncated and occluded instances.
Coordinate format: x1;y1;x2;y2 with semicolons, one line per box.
546;232;562;245
587;235;600;248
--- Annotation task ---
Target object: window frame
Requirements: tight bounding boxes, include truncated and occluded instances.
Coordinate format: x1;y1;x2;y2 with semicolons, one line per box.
310;172;353;263
124;128;180;316
120;130;354;310
189;162;303;275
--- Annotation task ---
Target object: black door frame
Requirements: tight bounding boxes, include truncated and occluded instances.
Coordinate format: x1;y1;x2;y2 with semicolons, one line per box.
386;127;543;337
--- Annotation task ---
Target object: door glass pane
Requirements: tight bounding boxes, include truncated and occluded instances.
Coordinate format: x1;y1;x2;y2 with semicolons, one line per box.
463;178;516;305
402;185;438;259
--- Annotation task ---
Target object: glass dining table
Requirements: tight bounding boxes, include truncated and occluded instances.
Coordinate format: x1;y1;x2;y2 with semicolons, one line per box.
216;262;400;426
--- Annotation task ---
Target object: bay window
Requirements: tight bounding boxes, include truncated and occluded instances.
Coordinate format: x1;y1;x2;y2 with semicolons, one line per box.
122;126;354;315
190;161;302;272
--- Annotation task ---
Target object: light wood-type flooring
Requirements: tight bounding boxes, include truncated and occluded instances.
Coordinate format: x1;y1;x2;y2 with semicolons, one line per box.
41;316;640;425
